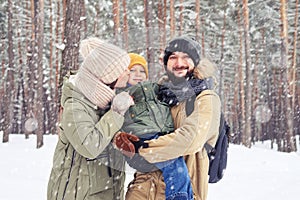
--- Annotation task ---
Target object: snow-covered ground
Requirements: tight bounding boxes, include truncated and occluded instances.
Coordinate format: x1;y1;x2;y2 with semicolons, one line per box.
0;132;299;200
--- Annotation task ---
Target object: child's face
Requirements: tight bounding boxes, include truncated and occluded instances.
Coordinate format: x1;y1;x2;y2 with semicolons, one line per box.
128;64;148;86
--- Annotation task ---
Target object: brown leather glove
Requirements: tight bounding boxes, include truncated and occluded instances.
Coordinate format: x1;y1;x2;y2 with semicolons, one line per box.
113;132;140;158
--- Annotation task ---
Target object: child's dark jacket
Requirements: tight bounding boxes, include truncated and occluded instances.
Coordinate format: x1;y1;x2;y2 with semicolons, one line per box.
119;81;174;139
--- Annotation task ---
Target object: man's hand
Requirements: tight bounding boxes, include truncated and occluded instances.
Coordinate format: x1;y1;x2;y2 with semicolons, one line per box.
113;132;140;158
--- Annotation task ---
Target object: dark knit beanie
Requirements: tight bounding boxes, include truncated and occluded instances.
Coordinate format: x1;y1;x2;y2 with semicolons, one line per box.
163;36;201;67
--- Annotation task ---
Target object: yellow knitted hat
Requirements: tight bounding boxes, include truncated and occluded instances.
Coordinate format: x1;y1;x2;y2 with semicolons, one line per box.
128;53;148;78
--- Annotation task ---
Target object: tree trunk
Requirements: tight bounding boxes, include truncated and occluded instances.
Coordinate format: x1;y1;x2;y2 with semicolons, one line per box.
233;64;240;143
242;0;252;148
201;17;205;56
261;28;272;142
218;4;227;103
54;0;61;116
291;0;299;148
50;0;62;136
35;0;44;148
158;0;167;54
93;3;100;35
112;0;120;45
270;68;278;149
49;0;53;85
24;0;39;139
170;0;175;38
144;0;155;79
158;0;164;51
81;3;87;38
12;1;22;134
0;35;3;131
163;0;167;46
62;0;67;40
279;0;296;152
122;0;129;50
60;0;83;101
276;71;285;151
195;0;200;40
3;0;14;142
252;54;259;142
157;0;167;76
179;0;184;35
23;0;31;139
237;6;246;144
48;0;57;135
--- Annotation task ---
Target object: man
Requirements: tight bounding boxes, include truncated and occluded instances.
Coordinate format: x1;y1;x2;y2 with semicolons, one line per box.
115;35;221;200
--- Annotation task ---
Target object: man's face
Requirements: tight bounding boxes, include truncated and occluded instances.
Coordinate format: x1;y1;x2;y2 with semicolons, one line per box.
166;52;195;78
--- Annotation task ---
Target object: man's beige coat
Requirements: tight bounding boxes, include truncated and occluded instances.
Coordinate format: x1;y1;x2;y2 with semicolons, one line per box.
126;85;221;200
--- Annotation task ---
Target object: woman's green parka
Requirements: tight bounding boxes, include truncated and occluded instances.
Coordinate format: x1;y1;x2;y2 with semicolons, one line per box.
47;76;126;200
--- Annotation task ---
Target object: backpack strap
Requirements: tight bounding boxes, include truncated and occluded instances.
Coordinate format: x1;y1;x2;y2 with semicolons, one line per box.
204;143;216;162
185;95;196;117
185;94;224;157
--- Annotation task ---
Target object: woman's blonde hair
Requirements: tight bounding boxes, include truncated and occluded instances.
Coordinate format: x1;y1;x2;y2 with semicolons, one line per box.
193;58;218;89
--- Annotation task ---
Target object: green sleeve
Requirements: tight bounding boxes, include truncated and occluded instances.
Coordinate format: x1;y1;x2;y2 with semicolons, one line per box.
62;99;124;159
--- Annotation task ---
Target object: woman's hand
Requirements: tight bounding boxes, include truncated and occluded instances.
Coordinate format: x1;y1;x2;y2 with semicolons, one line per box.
114;69;130;88
111;91;134;116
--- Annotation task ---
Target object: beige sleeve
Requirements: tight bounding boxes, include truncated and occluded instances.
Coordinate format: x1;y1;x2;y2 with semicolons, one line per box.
139;92;221;163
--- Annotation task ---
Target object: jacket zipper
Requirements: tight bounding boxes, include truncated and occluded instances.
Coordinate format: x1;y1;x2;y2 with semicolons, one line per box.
61;150;76;200
106;150;112;177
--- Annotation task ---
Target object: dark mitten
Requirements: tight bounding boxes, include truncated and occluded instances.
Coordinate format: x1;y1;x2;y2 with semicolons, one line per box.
157;84;178;106
132;140;149;153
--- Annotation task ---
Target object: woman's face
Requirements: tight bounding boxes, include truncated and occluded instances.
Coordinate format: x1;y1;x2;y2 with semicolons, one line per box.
166;52;194;78
128;64;148;86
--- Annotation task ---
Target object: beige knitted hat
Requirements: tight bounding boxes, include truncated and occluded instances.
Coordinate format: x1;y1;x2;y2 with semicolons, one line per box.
74;37;130;108
79;37;105;59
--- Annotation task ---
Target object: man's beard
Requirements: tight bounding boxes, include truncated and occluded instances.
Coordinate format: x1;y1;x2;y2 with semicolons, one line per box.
166;68;194;85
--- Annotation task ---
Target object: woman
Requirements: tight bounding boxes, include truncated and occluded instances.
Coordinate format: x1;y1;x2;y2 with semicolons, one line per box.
47;37;134;200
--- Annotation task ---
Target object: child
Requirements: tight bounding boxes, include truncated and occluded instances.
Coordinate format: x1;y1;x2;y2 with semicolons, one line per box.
115;53;202;200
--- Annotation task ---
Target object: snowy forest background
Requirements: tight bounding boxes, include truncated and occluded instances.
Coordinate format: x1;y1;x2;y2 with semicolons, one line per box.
0;0;299;152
